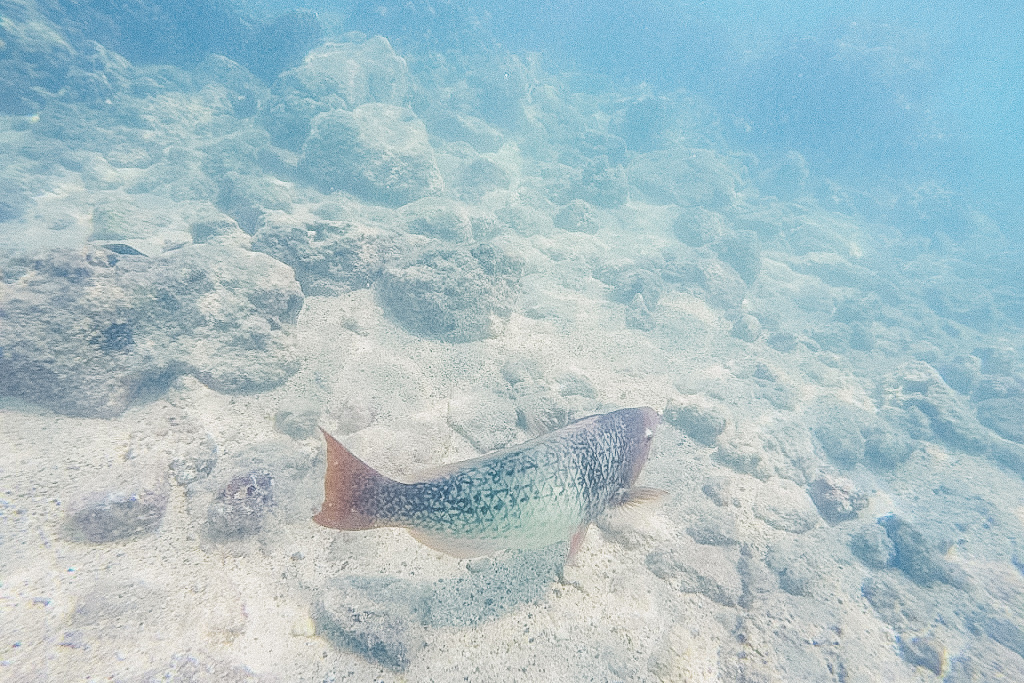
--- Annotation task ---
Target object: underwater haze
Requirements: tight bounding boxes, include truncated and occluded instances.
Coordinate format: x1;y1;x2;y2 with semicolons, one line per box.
2;0;1024;680
478;0;1024;234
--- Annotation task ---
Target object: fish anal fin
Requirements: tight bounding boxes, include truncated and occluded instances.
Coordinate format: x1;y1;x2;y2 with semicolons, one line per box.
313;428;391;531
408;528;508;559
614;486;668;509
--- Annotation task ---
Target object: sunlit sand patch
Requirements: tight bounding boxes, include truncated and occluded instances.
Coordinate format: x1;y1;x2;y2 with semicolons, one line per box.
658;290;722;328
923;442;950;464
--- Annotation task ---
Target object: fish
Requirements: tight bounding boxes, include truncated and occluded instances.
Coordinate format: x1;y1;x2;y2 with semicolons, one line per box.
313;406;663;560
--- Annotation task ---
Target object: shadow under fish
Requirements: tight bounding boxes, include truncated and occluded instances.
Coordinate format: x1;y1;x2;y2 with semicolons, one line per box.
314;406;663;562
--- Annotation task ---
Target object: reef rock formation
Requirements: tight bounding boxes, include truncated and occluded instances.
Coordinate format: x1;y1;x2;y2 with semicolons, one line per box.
376;242;522;342
262;37;410;150
299;104;443;206
0;244;303;417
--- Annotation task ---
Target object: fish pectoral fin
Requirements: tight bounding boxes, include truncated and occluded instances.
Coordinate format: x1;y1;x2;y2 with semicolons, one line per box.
408;528;508;559
613;486;669;509
566;524;589;565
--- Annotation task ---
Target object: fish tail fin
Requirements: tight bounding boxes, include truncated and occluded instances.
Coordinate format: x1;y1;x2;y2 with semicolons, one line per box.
313;428;392;531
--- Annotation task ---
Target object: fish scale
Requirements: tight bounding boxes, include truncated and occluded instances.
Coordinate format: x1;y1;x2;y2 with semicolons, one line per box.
313;406;661;560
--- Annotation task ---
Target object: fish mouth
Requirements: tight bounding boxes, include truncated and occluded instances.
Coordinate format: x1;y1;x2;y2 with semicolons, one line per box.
625;406;660;484
640;405;662;435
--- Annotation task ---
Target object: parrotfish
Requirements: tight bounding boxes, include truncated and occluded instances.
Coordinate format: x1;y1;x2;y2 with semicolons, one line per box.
313;406;662;560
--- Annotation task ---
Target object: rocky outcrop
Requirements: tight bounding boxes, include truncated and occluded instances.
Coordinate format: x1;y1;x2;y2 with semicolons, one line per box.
299;104;443;206
376;242;522;342
0;244;303;417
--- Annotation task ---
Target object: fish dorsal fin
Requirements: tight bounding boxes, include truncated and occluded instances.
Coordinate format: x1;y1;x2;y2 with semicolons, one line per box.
612;486;669;509
403;448;512;483
406;418;600;483
407;528;510;559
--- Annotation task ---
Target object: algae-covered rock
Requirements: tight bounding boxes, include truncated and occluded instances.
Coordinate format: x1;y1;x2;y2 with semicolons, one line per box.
663;397;727;447
849;523;895;569
566;157;628;208
731;313;762;341
252;210;395;295
686;506;741;546
977;397;1024;443
662;254;747;310
627;148;741;208
673;206;728;247
300;104;443;206
715;422;814;483
400;197;475;242
898;635;947;676
764;543;818;597
458;157;511;199
863;420;914;469
553;199;602;234
376;242;522;342
0;245;303;417
48;0;320;80
288;37;408;107
807;474;868;524
215;172;294;235
207;471;275;538
262;37;409;149
810;396;868;467
890;361;993;454
66;482;169;543
316;576;430;671
877;514;953;587
514;388;570;435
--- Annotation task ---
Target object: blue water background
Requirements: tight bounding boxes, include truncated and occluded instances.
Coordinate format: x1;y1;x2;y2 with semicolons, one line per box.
268;0;1024;235
488;0;1024;232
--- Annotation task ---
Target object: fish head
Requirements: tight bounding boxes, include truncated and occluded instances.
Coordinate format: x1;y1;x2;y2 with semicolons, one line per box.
617;406;660;487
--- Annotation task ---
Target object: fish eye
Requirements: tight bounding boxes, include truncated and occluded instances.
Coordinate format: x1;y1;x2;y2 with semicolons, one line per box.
644;429;653;440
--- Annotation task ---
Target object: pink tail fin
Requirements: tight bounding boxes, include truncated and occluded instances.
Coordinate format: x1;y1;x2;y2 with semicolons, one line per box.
313;428;390;531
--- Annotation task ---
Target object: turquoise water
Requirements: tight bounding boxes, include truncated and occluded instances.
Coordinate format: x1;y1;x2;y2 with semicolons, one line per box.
1;0;1023;680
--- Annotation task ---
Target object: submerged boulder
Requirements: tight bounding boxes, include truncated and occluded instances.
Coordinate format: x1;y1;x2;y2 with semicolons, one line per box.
44;0;320;80
0;0;76;114
316;575;430;671
262;37;410;150
977;397;1024;443
0;245;303;417
252;210;395;295
877;514;955;587
299;104;443;206
66;482;169;543
376;242;522;342
207;471;275;538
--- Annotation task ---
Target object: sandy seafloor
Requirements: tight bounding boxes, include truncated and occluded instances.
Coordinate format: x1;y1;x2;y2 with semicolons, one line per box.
3;3;1024;682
